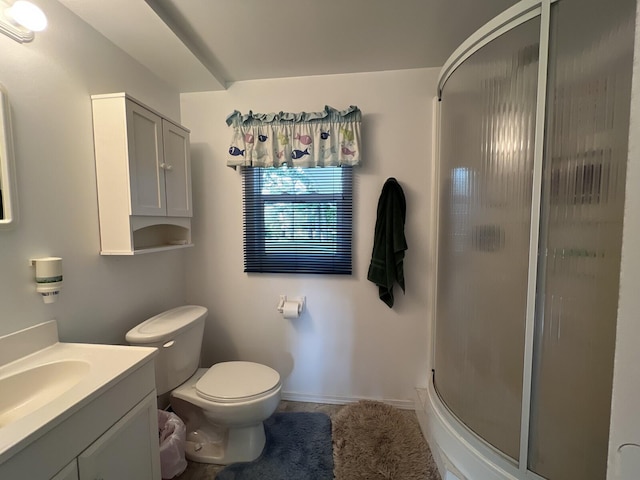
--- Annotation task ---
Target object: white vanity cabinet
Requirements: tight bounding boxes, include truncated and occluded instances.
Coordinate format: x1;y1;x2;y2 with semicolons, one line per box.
92;93;193;255
50;400;160;480
77;392;159;480
0;359;161;480
51;461;79;480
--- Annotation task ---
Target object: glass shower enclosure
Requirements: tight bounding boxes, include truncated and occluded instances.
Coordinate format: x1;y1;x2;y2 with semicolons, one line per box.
433;0;635;478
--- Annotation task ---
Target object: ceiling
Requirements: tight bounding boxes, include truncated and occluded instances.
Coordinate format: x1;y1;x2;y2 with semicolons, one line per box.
57;0;519;93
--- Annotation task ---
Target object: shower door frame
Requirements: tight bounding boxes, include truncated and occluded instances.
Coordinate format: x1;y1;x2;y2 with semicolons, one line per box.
429;1;558;478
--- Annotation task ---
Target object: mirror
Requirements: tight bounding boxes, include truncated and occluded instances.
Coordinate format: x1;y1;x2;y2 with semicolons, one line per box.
0;84;17;229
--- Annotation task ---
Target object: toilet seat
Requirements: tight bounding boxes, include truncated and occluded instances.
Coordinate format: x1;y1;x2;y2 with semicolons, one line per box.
196;361;281;404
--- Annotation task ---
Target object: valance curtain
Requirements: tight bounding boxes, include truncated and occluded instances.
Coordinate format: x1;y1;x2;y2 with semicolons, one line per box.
226;105;361;168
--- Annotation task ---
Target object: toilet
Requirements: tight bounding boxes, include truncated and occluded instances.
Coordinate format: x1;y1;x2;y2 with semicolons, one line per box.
125;305;282;465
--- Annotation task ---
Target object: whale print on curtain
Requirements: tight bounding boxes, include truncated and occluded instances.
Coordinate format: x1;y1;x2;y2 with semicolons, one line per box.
226;105;361;168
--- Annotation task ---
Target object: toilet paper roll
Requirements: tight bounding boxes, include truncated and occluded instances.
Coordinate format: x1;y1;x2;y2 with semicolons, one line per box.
282;301;301;319
33;257;63;283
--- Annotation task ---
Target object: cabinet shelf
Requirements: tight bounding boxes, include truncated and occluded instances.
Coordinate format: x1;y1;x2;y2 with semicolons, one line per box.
101;243;194;256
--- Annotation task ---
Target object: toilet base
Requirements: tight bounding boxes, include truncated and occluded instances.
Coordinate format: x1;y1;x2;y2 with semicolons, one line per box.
170;367;281;465
184;421;266;465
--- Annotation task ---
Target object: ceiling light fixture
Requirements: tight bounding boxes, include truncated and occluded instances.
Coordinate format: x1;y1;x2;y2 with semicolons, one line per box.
0;0;47;43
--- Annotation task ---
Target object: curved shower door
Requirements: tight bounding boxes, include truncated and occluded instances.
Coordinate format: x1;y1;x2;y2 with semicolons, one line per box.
527;0;635;478
434;16;540;461
433;0;634;476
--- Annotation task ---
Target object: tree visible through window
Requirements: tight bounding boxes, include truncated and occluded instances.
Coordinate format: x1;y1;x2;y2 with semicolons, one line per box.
242;165;352;274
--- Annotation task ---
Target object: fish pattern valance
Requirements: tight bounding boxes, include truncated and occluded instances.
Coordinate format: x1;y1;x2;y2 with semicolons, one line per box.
226;105;361;168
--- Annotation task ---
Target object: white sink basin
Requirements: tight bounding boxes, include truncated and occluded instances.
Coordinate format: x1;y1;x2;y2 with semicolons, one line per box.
0;320;157;465
0;360;90;427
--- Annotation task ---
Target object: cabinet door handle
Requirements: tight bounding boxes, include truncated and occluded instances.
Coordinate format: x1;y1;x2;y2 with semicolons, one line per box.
160;163;167;170
165;164;173;171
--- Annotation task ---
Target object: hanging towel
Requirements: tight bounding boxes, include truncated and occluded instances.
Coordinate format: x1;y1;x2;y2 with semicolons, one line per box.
367;178;407;308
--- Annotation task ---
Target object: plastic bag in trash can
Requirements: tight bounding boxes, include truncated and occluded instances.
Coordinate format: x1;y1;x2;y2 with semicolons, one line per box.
158;409;188;479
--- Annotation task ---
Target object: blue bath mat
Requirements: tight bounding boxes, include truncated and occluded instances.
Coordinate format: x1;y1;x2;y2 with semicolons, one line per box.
215;412;334;480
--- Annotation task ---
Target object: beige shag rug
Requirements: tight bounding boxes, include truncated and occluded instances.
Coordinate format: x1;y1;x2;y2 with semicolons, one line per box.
332;400;441;480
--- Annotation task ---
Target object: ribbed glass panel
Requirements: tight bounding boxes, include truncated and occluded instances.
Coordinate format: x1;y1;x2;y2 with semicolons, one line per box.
435;18;540;461
242;165;352;274
528;0;635;478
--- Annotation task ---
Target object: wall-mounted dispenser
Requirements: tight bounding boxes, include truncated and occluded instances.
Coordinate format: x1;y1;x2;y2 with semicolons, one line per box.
30;257;62;303
276;295;305;319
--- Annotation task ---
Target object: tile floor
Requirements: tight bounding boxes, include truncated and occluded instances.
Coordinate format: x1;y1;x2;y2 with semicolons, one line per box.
174;400;419;479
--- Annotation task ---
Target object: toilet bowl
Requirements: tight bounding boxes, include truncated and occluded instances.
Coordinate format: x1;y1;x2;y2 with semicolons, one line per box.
170;363;281;464
125;306;282;465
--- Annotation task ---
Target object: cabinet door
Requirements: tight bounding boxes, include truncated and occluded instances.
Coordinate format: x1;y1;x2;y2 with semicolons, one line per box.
126;100;166;216
51;461;79;480
162;120;192;217
78;393;161;480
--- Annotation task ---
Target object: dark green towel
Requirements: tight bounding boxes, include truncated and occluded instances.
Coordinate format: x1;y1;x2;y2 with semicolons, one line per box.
367;178;407;308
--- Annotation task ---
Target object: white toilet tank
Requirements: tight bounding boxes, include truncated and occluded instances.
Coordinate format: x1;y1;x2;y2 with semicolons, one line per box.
126;305;208;395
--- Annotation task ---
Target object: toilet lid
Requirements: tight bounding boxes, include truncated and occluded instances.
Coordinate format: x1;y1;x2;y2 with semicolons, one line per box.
196;361;281;403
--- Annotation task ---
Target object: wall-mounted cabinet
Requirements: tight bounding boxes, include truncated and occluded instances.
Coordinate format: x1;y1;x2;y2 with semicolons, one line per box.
91;93;193;255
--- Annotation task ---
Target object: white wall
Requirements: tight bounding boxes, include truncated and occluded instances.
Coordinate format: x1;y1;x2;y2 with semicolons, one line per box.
0;0;187;344
181;69;438;405
607;3;640;478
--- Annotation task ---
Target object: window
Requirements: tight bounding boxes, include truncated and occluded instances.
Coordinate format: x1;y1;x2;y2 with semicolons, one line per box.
242;165;352;274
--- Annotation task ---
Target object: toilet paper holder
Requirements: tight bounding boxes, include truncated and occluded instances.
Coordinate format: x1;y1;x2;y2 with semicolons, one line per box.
276;295;305;314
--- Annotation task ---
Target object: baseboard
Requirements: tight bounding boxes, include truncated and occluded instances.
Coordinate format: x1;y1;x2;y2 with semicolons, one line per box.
281;391;415;410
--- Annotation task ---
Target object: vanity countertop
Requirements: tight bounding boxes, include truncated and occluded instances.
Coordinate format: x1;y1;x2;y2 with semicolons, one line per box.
0;321;157;465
